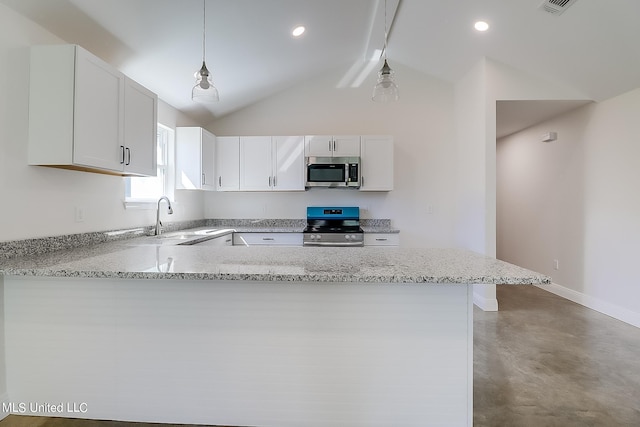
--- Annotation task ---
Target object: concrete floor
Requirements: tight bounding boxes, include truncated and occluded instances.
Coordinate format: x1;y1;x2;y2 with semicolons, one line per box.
1;285;639;427
474;285;640;427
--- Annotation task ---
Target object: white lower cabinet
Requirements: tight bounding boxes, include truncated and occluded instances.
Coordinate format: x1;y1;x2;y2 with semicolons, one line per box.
363;233;400;246
233;233;303;246
195;234;233;246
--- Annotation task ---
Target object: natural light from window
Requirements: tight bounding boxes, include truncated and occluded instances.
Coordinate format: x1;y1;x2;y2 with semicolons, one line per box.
125;124;174;206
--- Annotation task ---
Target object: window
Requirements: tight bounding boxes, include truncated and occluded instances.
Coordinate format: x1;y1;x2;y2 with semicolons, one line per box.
124;124;175;207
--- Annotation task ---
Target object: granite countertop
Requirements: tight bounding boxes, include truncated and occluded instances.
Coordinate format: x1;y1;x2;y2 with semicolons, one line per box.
0;232;549;284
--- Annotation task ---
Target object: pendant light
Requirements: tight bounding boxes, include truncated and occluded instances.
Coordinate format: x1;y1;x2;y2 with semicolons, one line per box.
372;0;399;103
192;0;219;102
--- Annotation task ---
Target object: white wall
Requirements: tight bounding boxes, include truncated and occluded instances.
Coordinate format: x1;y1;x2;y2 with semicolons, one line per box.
0;4;204;243
454;58;588;311
497;88;640;327
205;61;457;248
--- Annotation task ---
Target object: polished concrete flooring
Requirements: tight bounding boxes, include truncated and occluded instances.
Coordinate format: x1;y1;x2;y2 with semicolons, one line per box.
1;285;639;427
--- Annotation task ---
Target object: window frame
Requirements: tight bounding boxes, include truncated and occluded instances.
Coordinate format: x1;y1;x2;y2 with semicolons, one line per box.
124;123;175;209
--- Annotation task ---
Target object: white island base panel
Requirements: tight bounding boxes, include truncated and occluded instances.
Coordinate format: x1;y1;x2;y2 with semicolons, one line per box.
5;277;473;427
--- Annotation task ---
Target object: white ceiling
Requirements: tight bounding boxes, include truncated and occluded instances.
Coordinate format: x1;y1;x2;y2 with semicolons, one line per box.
2;0;640;133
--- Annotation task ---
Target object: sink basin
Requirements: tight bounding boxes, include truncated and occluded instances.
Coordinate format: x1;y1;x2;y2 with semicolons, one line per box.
128;228;234;246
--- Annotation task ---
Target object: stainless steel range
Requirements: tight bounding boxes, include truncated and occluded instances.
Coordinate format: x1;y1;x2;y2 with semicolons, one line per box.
303;206;364;247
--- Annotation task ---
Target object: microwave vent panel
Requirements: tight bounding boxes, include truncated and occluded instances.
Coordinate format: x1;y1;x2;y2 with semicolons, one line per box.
538;0;578;15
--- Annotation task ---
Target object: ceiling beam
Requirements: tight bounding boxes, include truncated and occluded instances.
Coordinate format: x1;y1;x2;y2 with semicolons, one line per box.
363;0;401;62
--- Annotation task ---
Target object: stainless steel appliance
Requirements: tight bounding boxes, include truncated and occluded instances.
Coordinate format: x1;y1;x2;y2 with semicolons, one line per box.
305;157;360;188
303;206;364;247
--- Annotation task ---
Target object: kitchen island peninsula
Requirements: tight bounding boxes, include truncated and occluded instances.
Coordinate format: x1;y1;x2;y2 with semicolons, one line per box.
1;241;548;427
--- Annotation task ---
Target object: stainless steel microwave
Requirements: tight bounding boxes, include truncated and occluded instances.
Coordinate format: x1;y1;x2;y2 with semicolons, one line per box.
305;156;360;188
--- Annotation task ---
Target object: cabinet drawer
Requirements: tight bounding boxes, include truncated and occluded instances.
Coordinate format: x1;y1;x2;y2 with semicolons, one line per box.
233;233;303;246
195;234;233;246
363;233;400;246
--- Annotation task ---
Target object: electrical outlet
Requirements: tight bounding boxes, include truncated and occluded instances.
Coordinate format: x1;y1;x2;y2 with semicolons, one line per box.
75;206;85;223
553;259;559;270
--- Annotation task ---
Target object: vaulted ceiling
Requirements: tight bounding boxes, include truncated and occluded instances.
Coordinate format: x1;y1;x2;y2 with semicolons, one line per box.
3;0;640;132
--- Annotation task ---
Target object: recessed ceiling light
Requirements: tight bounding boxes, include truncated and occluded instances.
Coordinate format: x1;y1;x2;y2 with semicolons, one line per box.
292;26;305;37
474;21;489;32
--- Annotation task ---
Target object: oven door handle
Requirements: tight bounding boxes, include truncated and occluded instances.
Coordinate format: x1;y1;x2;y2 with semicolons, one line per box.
303;241;363;247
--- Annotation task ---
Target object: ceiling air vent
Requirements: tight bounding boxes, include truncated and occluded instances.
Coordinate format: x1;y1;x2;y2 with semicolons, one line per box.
539;0;578;15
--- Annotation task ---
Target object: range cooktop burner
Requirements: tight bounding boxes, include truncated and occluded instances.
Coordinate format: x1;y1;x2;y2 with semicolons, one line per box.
303;206;364;247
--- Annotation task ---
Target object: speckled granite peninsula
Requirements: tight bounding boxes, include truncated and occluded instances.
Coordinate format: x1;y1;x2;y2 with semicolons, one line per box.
0;228;548;427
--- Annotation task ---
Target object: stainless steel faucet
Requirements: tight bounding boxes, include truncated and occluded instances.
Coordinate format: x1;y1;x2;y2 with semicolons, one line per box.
155;196;173;235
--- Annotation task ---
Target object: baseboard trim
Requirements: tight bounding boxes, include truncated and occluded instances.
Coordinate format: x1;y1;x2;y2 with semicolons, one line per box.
473;292;498;312
536;283;640;328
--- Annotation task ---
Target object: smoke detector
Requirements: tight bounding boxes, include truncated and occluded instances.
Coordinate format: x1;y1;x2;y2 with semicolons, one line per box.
539;0;578;15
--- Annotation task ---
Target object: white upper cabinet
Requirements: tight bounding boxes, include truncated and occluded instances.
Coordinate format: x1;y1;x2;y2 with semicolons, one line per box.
123;77;158;176
304;135;360;157
216;136;240;191
239;136;305;191
28;44;157;176
360;135;394;191
176;127;216;191
240;136;273;191
272;136;305;191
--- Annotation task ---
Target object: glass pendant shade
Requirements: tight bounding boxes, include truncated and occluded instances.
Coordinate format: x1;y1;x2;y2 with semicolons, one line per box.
372;59;399;103
192;61;219;102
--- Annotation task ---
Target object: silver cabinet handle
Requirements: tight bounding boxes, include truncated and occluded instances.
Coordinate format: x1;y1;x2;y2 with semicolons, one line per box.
218;176;222;186
273;176;277;187
375;238;388;241
125;147;131;165
120;146;125;164
361;176;365;187
328;140;332;152
262;237;275;241
269;176;272;186
333;140;336;152
202;173;206;185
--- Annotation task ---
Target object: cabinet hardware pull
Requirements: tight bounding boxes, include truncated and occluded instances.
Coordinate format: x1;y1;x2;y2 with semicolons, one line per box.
120;146;125;164
375;238;388;241
273;176;276;187
333;140;336;152
202;173;206;185
125;147;131;166
219;176;222;186
329;140;332;152
262;237;275;241
269;176;272;186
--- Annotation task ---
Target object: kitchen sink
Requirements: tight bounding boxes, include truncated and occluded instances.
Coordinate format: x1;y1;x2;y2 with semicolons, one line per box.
129;228;234;246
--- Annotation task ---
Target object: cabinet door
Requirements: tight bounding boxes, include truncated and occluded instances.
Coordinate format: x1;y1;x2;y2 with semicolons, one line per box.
233;233;303;246
201;129;216;190
240;136;273;191
123;77;157;176
216;136;240;191
273;136;305;191
305;135;333;157
363;233;400;246
73;46;125;171
332;135;361;157
360;135;394;191
176;127;202;189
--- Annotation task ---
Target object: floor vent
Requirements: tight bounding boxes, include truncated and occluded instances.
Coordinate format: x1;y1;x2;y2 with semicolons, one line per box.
539;0;578;15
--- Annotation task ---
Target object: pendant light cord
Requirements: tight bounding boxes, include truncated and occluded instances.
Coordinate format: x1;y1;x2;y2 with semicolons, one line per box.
201;0;206;62
383;0;388;60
